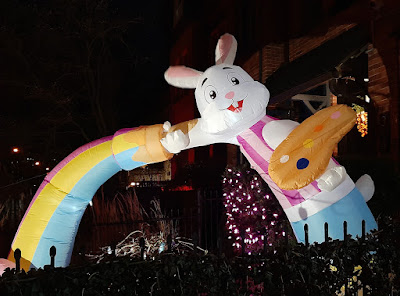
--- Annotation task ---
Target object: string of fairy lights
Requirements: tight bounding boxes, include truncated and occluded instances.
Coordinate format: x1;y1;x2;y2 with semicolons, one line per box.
222;167;286;254
352;104;368;137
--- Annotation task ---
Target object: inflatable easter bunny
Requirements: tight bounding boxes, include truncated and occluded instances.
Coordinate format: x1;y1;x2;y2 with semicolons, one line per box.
162;33;377;244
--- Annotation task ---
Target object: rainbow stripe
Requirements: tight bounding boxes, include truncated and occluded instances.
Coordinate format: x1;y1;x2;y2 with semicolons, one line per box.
8;124;172;271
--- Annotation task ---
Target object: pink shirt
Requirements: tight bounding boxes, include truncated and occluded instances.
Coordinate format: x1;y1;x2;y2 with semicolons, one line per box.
237;116;322;212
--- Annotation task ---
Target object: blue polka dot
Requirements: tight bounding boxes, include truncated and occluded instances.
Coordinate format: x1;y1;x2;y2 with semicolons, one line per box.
296;158;309;170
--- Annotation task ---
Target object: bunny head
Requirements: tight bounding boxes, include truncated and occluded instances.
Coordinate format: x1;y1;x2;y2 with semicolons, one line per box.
165;34;270;134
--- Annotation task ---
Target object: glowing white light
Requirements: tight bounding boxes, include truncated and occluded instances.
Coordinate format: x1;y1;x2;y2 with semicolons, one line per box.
12;148;19;153
89;201;93;207
364;78;369;82
365;95;371;103
35;161;40;166
158;243;165;253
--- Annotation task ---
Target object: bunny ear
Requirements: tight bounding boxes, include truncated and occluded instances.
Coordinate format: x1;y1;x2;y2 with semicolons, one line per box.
215;33;237;65
164;66;203;89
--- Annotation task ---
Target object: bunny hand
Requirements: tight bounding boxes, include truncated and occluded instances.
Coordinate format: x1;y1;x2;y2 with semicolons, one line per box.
160;122;190;154
316;166;347;192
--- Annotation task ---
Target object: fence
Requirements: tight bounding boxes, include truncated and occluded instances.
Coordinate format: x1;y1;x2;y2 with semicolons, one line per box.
76;187;371;262
3;216;400;296
10;219;370;270
4;220;399;296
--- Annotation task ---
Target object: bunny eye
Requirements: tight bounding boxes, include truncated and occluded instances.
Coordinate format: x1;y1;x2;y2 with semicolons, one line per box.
227;72;243;86
204;85;218;103
209;90;216;99
231;77;240;85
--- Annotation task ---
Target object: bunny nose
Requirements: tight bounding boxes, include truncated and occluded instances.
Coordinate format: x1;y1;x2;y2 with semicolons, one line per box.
225;91;235;100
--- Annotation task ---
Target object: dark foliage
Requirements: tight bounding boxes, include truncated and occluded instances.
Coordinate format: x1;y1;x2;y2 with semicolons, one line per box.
1;219;399;296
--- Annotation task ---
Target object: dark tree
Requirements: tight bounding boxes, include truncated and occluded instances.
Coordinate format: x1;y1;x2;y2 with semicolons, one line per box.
0;0;170;161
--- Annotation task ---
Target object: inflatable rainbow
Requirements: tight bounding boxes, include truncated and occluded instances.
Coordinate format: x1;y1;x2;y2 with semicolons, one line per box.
8;124;172;271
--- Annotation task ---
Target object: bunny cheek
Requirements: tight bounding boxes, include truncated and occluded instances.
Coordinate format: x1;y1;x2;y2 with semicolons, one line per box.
227;100;244;113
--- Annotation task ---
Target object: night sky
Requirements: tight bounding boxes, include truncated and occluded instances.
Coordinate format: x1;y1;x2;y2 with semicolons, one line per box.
0;0;172;162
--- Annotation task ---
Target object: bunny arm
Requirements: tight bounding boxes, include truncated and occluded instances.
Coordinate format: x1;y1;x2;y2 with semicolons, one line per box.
163;108;350;190
161;120;237;151
165;112;267;151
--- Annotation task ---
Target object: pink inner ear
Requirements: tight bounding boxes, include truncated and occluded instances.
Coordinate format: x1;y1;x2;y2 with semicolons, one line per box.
217;34;233;64
166;66;201;78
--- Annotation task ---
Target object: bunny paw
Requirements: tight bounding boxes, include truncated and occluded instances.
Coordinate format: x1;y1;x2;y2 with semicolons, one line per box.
160;129;190;154
317;165;347;192
163;121;172;132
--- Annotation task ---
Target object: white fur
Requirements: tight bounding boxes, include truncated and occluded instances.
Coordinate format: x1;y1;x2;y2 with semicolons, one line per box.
160;129;190;154
194;64;269;134
317;166;347;192
215;33;237;65
262;120;299;149
355;174;375;202
161;34;270;153
164;66;203;89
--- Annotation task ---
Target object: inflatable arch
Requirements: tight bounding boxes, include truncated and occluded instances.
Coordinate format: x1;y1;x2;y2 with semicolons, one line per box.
2;33;377;273
8;124;174;271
